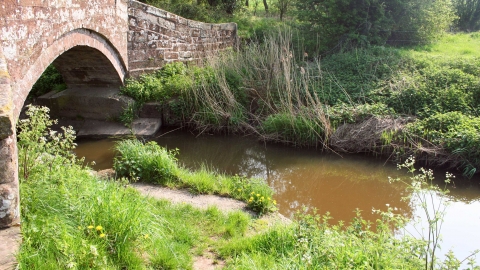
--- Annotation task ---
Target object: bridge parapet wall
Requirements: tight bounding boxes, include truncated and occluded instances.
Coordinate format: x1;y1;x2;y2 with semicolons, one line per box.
127;0;237;76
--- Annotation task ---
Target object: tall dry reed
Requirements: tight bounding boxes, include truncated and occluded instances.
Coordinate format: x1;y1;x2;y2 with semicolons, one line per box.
188;28;332;146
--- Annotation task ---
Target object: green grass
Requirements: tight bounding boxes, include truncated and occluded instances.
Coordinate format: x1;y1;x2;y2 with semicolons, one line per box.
410;32;480;58
114;139;276;214
19;162;254;269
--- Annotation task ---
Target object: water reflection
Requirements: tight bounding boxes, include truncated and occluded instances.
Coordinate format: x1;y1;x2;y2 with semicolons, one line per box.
74;129;480;263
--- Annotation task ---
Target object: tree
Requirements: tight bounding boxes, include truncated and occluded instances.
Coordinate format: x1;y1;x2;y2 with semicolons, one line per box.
295;0;456;53
275;0;291;20
295;0;392;52
453;0;480;31
263;0;269;13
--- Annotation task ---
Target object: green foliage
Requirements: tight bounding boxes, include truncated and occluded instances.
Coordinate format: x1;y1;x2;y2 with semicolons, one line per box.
17;106;208;269
118;101;142;127
376;53;479;117
30;65;66;99
221;208;427;269
453;0;480;31
233;15;285;41
114;139;276;213
295;0;392;52
317;46;402;105
142;0;241;22
121;62;193;103
295;0;456;53
114;139;180;184
406;112;480;173
262;112;324;146
230;175;276;213
17;105;77;180
326;102;395;128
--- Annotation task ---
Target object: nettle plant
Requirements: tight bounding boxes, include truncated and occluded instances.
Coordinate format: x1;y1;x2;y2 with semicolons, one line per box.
17;105;79;180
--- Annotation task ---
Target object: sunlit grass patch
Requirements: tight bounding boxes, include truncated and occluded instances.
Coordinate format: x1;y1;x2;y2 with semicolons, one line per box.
114;139;276;214
407;32;480;58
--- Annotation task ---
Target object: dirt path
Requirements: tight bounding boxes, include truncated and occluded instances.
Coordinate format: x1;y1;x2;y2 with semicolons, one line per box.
133;183;254;214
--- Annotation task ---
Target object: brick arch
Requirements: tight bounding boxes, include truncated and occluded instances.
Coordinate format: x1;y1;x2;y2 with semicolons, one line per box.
12;28;128;120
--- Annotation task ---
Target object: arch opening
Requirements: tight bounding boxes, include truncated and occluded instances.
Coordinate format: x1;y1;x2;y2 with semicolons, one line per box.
52;46;123;88
22;45;132;122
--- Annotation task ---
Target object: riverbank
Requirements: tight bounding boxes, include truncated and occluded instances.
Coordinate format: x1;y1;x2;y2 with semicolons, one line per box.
75;130;480;265
115;31;480;178
17;105;470;269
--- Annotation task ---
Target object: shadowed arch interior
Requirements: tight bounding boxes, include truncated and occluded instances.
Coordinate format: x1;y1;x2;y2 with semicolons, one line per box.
52;46;123;88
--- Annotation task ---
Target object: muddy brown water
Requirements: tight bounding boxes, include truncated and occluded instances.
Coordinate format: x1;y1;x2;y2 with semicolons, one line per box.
74;129;480;263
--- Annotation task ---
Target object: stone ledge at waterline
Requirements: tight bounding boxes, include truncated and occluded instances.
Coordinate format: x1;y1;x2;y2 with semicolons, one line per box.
37;88;135;121
76;118;162;137
35;89;167;137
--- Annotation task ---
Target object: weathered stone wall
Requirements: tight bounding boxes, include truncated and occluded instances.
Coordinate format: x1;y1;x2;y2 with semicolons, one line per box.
127;0;237;76
0;47;19;229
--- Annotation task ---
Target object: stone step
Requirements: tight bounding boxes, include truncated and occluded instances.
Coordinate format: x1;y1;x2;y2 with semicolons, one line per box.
37;87;134;120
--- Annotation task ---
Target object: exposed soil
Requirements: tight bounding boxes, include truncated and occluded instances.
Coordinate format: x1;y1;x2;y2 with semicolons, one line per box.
133;182;254;214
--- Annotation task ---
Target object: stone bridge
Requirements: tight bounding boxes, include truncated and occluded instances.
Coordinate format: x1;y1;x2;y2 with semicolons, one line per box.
0;0;237;229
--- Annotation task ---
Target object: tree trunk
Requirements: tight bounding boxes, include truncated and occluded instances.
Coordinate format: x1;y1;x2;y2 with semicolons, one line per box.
263;0;268;13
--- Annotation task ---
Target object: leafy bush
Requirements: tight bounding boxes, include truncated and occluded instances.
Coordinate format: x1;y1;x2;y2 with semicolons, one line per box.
406;112;480;173
295;0;456;53
114;139;180;184
121;62;193;103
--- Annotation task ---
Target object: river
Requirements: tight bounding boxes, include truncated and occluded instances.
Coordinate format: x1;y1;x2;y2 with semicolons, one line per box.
74;129;480;264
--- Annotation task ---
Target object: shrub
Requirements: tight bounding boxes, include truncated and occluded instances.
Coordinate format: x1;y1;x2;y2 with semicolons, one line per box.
121;62;193;103
295;0;456;53
114;139;180;184
406;112;480;174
